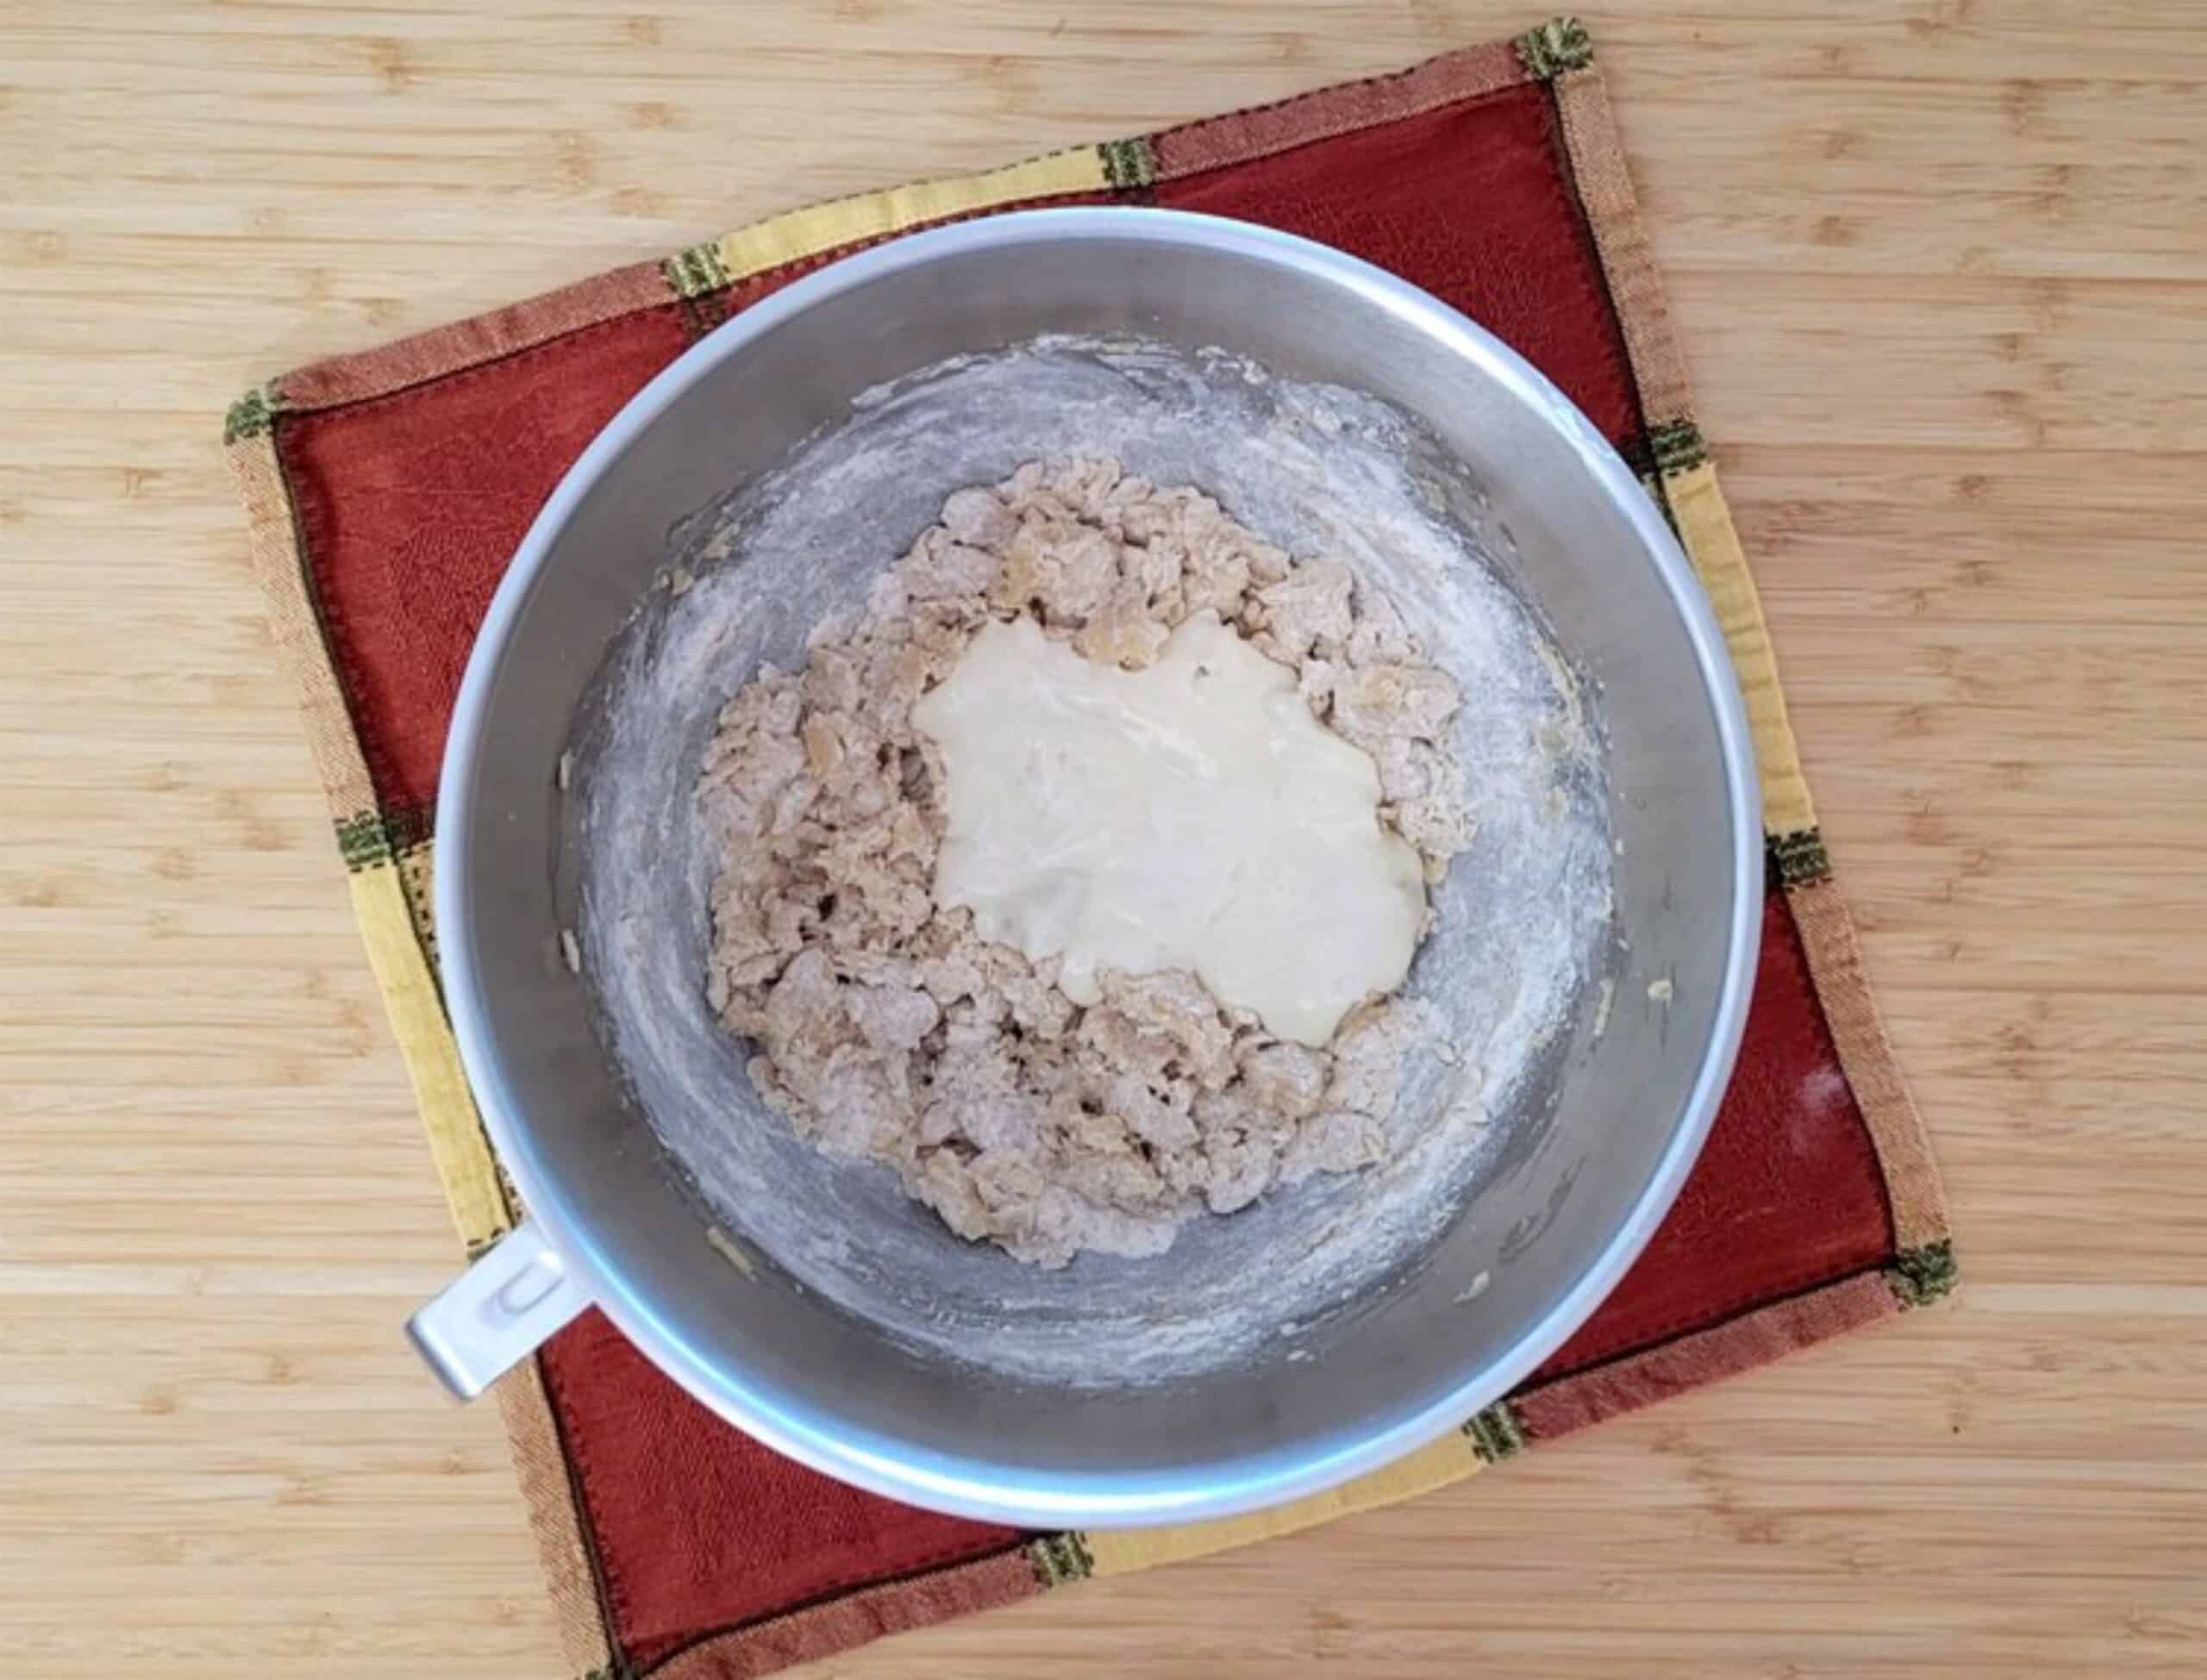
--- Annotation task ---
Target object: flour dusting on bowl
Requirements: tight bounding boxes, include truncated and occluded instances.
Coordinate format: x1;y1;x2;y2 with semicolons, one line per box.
572;334;1612;1385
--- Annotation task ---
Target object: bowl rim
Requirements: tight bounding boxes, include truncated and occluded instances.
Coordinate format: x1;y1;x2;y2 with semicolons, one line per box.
435;204;1764;1527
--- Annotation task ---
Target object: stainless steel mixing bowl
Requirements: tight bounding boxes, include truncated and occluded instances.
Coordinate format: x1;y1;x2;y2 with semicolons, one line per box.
408;208;1760;1527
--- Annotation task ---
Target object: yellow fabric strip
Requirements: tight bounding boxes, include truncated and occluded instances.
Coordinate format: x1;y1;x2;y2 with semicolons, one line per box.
714;147;1107;284
1083;1433;1483;1576
1666;462;1816;836
348;860;512;1249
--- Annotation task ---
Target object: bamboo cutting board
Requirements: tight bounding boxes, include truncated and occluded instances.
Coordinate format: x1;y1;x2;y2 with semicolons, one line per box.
2;2;2203;1675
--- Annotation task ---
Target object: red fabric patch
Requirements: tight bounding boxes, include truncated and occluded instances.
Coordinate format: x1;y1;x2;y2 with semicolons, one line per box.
1155;84;1643;450
538;1310;1022;1670
1529;886;1896;1383
278;303;693;815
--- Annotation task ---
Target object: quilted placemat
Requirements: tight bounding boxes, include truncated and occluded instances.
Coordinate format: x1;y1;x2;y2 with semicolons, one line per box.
225;18;1955;1677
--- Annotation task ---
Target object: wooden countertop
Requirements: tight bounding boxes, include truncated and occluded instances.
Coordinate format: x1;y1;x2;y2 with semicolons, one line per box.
4;3;2203;1674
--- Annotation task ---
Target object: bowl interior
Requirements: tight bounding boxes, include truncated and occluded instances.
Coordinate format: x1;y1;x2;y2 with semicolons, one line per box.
575;330;1612;1383
441;210;1754;1523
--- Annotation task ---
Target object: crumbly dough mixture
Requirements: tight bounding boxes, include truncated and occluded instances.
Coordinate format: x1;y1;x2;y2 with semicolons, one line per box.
700;459;1472;1266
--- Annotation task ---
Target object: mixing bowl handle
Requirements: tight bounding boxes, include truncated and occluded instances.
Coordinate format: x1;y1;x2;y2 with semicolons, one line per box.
406;1219;590;1399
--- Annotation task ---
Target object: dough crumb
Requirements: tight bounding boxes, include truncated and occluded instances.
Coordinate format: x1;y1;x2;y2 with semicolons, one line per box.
702;459;1472;1266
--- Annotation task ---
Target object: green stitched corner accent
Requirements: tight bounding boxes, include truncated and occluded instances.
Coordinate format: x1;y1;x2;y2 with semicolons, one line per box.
1516;16;1594;79
1462;1400;1528;1464
1098;135;1158;191
1771;828;1833;889
1650;416;1709;477
664;240;733;301
1027;1531;1095;1587
334;811;391;871
224;385;274;445
1888;1239;1959;1308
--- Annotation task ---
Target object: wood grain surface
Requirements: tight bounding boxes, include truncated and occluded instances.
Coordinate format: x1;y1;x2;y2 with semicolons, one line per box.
3;2;2203;1675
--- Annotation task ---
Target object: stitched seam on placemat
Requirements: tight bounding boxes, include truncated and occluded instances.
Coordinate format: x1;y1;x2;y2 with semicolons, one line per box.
1524;1237;1902;1390
1794;952;1903;1252
684;185;1117;314
1147;44;1529;153
717;141;1097;251
272;418;429;827
629;1539;1037;1677
391;836;447;1009
1785;877;1948;1249
1783;883;1906;1253
1759;878;1904;1262
272;264;679;421
273;303;691;433
501;1357;625;1678
263;415;369;820
535;1348;642;1678
1516;1258;1893;1396
1531;73;1653;457
1513;1236;1960;1402
1160;78;1525;183
1147;71;1533;184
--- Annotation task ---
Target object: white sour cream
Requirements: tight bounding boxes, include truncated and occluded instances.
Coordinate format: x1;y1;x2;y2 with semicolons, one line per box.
911;611;1427;1046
